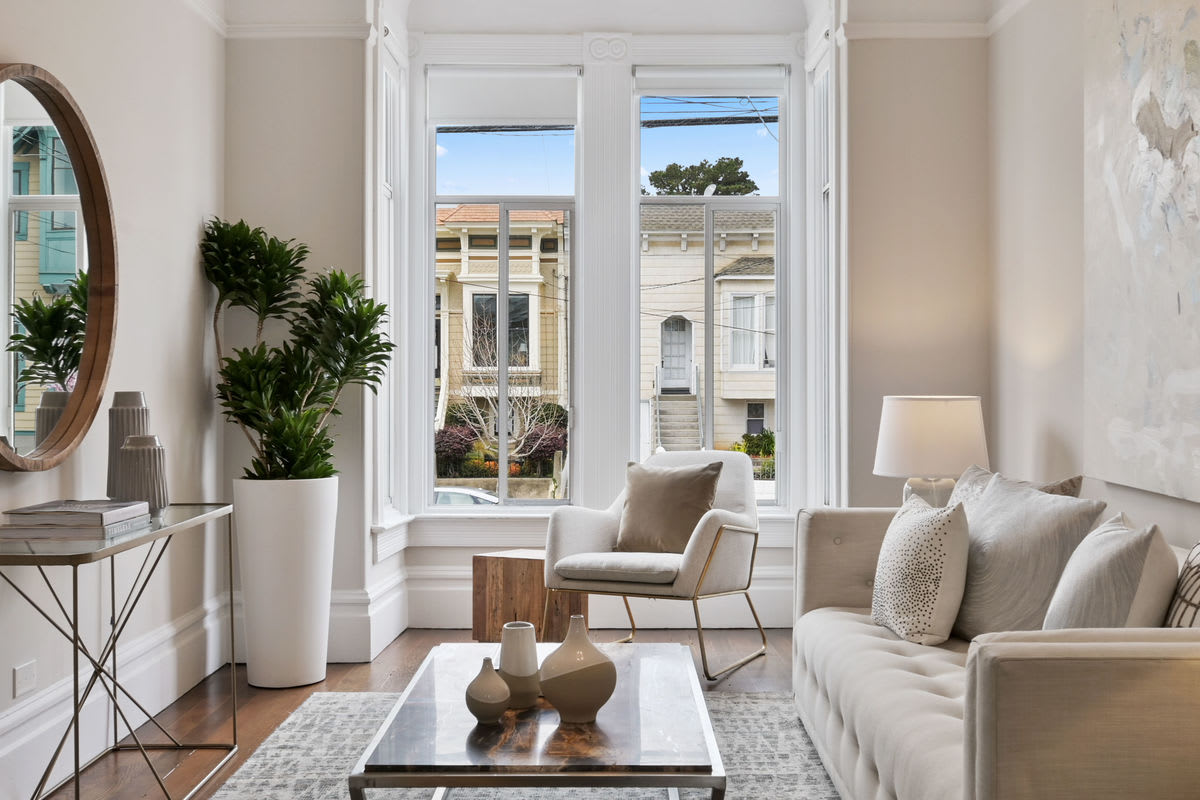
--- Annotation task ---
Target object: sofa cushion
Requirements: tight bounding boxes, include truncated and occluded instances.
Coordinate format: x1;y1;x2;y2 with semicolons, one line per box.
953;474;1106;639
872;497;968;645
1043;514;1178;629
948;464;1083;508
616;460;723;553
553;551;681;584
794;607;968;800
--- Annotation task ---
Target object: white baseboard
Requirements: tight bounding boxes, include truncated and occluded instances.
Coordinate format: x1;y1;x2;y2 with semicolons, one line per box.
405;563;793;629
0;595;230;800
326;569;410;662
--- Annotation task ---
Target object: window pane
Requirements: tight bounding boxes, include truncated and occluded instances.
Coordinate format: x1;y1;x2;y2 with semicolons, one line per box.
12;126;78;197
640;204;705;455
714;208;776;502
506;209;569;501
436;128;575;196
640;97;779;197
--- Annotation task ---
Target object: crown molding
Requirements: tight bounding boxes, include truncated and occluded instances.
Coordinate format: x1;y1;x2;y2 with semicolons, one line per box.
839;21;989;40
415;34;583;64
181;0;228;36
225;22;375;39
630;35;802;64
986;0;1034;35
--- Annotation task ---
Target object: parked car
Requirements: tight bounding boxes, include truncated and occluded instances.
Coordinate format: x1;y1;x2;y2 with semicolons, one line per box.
434;486;500;506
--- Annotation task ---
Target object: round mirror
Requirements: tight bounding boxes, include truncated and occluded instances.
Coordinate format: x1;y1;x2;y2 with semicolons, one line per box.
0;64;115;471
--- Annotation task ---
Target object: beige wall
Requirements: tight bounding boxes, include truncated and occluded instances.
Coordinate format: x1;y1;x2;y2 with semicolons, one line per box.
988;0;1200;546
846;37;991;506
0;0;224;790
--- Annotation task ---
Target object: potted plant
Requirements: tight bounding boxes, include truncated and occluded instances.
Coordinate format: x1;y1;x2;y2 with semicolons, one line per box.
200;218;393;687
7;271;87;445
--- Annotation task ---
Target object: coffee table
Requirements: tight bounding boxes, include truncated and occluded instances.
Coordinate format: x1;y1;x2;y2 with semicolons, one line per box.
348;642;725;799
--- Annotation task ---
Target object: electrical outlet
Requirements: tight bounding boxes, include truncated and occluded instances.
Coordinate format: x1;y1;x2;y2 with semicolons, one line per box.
13;660;36;698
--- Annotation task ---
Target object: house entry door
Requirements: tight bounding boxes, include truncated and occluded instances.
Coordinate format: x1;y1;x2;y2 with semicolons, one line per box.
660;317;692;392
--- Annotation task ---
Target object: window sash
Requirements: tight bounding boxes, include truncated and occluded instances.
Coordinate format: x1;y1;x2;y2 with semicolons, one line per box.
730;295;755;366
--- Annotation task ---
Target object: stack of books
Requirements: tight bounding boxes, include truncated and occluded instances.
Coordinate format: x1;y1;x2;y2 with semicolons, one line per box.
0;500;152;539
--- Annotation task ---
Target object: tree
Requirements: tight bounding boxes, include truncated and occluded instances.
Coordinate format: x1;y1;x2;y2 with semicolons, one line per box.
646;156;758;196
445;315;567;462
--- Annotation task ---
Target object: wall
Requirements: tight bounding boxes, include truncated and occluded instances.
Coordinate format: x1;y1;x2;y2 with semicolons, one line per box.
845;36;992;506
988;0;1200;547
0;0;226;795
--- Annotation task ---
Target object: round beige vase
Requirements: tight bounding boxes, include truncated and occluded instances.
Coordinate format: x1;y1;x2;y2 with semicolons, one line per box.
465;657;511;725
538;614;617;724
233;476;338;688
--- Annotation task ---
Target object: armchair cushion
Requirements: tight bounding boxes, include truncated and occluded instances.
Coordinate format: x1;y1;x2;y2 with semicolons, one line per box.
616;460;723;554
553;551;681;584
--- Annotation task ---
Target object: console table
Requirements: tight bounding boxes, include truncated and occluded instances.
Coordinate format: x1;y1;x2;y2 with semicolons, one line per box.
0;503;236;800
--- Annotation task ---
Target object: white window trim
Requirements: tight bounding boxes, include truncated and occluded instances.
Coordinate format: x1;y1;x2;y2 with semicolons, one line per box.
461;285;542;373
724;290;777;372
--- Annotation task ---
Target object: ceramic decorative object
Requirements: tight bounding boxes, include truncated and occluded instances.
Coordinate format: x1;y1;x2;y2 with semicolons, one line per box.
538;614;617;724
497;621;540;709
34;390;70;446
116;434;169;517
107;391;150;499
465;657;511;725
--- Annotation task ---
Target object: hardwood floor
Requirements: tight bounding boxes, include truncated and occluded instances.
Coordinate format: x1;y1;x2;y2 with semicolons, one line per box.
44;627;792;800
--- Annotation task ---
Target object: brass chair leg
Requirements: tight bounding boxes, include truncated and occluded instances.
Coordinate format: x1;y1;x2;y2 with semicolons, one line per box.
541;588;554;642
691;591;768;681
613;595;637;643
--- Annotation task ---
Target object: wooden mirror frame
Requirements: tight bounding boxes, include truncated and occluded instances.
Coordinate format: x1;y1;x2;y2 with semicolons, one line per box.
0;64;116;471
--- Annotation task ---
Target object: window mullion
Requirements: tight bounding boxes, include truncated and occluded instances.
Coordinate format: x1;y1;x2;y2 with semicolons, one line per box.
704;203;714;450
497;205;510;501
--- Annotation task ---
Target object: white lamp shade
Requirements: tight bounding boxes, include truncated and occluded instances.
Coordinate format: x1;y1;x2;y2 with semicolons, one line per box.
873;396;989;479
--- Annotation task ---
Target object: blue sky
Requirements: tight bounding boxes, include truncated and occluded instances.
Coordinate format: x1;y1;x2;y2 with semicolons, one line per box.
434;96;780;197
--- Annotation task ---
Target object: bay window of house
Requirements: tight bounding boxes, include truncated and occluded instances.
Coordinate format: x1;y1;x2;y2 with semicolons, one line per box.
636;70;784;504
429;66;576;506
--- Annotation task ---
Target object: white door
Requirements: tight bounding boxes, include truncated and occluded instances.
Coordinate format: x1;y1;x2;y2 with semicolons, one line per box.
660;317;692;392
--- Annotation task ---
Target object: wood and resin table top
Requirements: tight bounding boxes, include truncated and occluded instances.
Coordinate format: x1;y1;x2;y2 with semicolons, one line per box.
362;642;720;775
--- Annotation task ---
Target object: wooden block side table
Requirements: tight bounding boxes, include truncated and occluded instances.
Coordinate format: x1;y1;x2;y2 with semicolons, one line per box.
472;548;586;642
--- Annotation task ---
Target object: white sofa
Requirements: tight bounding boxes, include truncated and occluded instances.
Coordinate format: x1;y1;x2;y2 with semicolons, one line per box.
793;507;1200;800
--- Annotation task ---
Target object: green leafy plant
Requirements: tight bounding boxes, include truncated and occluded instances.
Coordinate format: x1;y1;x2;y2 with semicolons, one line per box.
201;218;394;480
7;270;88;390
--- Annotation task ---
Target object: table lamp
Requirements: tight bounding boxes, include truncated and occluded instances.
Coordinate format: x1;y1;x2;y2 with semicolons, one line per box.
873;395;989;506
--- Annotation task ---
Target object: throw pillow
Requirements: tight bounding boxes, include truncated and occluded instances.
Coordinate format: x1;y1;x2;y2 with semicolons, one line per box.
952;474;1106;639
1166;541;1200;627
616;460;723;554
1043;514;1178;629
948;464;1083;509
871;496;969;645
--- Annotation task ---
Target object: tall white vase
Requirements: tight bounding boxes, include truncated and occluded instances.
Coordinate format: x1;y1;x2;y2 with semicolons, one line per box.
233;476;338;688
108;391;150;499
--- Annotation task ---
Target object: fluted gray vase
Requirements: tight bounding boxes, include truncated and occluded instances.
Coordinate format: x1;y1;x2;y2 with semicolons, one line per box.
116;434;168;517
107;391;150;499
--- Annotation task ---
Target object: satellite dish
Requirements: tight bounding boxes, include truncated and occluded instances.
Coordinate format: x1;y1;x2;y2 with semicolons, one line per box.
703;183;717;196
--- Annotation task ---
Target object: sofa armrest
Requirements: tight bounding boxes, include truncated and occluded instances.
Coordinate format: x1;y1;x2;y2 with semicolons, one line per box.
544;505;620;587
965;627;1200;800
794;507;895;616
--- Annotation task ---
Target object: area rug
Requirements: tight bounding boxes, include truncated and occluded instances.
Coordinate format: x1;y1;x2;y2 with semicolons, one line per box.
212;691;838;799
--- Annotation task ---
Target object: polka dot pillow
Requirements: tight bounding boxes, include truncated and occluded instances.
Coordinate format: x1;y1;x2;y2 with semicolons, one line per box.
871;496;969;645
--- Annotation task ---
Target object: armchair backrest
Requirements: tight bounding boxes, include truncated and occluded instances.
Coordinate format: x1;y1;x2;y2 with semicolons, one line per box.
644;450;758;528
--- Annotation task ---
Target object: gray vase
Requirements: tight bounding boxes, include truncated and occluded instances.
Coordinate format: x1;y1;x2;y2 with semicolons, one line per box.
34;390;70;446
116;434;169;517
108;392;150;499
538;614;616;724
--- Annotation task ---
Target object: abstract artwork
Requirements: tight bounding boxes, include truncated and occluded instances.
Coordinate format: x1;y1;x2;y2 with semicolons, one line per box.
1084;1;1200;501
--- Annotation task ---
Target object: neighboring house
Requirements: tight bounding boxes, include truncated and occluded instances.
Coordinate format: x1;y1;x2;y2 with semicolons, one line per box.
639;205;776;453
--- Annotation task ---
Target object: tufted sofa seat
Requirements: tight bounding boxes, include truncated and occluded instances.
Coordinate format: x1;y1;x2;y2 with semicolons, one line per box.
794;507;1200;800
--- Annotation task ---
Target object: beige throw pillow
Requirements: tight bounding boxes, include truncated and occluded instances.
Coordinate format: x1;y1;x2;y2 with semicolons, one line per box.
616;460;723;554
948;464;1083;509
1166;541;1200;627
872;496;969;645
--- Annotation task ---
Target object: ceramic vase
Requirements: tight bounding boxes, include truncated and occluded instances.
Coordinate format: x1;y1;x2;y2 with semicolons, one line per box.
107;391;150;499
465;657;511;725
34;390;70;446
497;621;540;709
116;434;169;517
539;614;617;724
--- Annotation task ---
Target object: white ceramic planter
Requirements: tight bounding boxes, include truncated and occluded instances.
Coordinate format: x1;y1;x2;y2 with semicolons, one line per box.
233;476;338;688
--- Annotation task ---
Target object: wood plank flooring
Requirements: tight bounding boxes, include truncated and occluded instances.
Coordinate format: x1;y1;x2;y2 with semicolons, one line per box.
44;627;792;800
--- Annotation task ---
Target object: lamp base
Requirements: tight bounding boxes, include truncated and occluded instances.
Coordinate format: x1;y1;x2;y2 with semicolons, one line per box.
902;477;955;507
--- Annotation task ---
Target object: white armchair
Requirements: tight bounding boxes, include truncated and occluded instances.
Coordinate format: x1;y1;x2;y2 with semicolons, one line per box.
542;450;766;680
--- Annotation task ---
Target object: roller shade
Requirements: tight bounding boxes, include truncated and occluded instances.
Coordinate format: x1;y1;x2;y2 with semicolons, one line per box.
427;66;579;126
634;66;787;94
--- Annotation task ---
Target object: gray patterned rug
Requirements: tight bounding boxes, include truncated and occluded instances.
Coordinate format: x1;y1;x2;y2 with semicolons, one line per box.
213;691;837;799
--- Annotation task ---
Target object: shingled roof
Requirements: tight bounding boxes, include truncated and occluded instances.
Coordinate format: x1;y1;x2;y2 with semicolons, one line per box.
639;206;775;232
715;256;775;277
